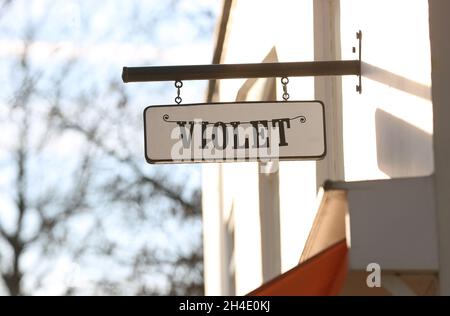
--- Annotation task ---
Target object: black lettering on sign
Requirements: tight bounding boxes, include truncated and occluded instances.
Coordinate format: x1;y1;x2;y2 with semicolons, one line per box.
163;114;306;151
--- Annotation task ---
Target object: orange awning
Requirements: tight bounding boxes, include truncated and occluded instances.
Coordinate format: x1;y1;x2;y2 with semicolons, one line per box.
248;240;348;296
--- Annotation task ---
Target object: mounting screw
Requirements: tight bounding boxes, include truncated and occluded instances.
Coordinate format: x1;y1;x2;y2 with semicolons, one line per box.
352;47;356;53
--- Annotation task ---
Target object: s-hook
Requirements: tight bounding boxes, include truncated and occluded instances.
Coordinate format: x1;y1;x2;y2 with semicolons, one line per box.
281;77;290;101
175;80;183;104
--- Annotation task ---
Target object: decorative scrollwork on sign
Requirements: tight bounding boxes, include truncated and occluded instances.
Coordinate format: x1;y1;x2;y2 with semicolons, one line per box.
162;114;306;125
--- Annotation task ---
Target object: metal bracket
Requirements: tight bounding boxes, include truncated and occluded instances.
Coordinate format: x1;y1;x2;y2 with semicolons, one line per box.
353;30;362;94
122;31;363;94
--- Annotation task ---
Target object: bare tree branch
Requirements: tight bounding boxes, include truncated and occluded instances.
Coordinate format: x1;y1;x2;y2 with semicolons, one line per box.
0;0;210;296
0;0;13;19
53;109;199;216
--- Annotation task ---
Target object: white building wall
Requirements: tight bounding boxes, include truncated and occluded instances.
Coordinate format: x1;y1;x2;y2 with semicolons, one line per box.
202;0;434;296
340;0;433;180
202;0;317;296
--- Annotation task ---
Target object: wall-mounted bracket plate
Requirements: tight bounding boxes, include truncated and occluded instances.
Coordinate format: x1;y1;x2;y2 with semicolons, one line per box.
353;30;362;94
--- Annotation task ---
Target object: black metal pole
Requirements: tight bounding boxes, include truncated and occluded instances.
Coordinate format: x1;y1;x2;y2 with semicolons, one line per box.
122;60;361;83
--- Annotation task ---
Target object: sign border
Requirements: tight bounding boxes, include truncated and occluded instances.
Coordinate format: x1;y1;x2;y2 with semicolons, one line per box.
143;100;327;164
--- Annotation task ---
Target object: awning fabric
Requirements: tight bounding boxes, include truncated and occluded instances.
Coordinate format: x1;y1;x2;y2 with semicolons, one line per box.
248;240;348;296
247;181;438;296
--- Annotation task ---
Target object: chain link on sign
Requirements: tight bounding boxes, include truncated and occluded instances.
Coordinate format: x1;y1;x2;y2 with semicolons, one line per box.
281;77;289;101
174;80;183;104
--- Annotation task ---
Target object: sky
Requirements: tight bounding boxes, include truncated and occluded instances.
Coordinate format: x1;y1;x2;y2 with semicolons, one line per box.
0;0;221;295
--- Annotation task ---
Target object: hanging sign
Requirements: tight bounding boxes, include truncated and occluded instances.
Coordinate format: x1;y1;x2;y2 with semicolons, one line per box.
143;101;326;163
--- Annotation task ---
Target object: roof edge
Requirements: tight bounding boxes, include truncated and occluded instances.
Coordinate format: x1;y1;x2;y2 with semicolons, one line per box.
206;0;233;102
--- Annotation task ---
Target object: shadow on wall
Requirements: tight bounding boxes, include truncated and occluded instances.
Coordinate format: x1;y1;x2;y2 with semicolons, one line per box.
375;109;434;178
362;62;431;101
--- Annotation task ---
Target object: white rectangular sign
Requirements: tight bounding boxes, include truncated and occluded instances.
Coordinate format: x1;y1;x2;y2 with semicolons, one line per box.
144;101;326;163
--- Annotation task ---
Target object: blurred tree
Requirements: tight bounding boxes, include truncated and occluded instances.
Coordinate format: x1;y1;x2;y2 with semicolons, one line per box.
0;0;216;296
